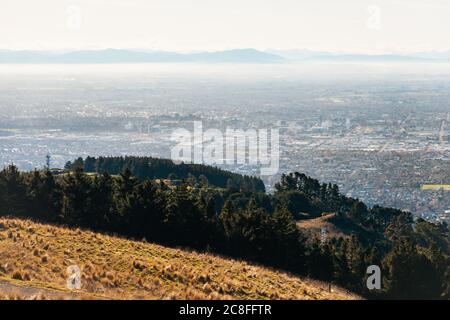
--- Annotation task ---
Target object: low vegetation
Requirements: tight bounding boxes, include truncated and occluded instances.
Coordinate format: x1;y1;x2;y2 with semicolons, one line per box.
0;218;357;300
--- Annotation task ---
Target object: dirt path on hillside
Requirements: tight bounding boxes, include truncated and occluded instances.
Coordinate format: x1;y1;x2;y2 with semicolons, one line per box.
0;279;97;300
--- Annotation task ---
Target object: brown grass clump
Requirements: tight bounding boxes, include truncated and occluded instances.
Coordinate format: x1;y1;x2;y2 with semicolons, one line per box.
0;217;360;300
11;270;31;281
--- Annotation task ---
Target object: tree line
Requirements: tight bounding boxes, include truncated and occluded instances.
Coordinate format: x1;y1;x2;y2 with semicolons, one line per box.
0;166;448;299
65;156;266;192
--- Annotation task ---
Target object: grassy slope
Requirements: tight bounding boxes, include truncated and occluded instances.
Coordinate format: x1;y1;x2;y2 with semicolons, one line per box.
0;217;358;300
297;213;377;242
297;214;350;240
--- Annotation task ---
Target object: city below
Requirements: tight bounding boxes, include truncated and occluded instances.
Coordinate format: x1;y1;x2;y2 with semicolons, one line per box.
0;63;449;224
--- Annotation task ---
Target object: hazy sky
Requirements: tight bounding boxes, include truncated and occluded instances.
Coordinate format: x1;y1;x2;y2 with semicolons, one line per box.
1;0;449;53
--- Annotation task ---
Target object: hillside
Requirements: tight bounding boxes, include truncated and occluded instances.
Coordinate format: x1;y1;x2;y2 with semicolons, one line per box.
64;156;266;192
297;213;378;242
1;167;447;299
297;214;350;240
0;218;358;300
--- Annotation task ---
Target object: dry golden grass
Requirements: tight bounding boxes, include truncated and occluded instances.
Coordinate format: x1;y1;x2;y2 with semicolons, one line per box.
0;217;359;300
297;213;350;241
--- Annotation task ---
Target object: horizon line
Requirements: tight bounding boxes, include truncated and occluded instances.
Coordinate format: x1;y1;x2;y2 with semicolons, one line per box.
1;47;450;55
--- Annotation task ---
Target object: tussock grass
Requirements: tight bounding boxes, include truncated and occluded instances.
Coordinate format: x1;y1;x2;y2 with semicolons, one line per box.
0;217;359;300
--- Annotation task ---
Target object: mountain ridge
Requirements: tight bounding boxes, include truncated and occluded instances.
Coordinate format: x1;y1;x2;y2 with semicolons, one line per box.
2;48;450;63
0;48;285;64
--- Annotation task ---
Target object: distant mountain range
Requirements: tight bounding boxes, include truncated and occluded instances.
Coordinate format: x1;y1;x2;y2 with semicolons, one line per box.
0;48;285;64
270;49;450;62
1;48;450;64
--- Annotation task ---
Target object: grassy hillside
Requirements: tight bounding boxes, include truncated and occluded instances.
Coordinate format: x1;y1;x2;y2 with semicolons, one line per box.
297;213;380;243
297;214;350;240
0;217;358;300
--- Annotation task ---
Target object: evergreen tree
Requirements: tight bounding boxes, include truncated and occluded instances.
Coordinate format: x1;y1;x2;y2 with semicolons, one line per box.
270;206;306;271
383;239;443;299
88;172;114;230
60;167;91;226
26;169;60;221
0;165;29;216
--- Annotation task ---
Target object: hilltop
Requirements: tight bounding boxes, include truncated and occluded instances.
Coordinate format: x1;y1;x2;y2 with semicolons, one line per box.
297;213;380;242
0;217;358;300
64;156;266;192
297;213;350;240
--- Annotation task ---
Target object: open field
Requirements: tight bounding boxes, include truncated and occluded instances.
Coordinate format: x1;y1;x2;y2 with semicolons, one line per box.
0;217;359;300
297;214;350;240
297;213;378;242
421;184;450;191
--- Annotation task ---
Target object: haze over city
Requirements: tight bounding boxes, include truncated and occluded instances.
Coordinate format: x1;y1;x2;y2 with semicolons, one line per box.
0;0;449;304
